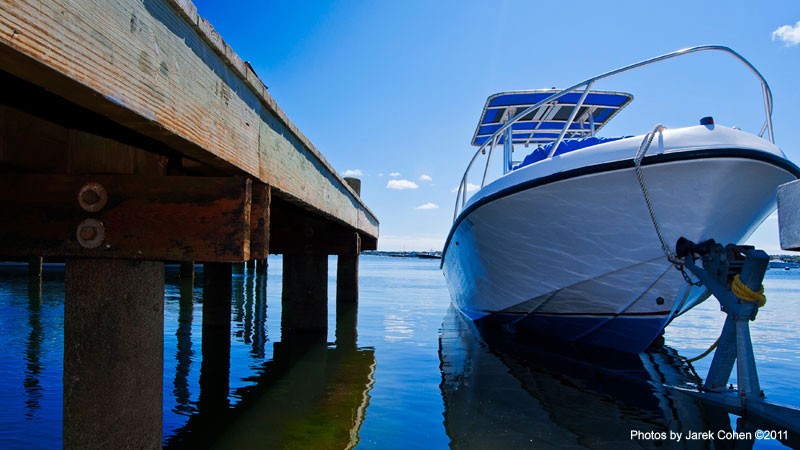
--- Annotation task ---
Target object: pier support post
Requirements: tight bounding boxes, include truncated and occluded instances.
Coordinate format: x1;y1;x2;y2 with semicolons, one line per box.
256;258;268;274
282;254;328;333
343;177;361;197
336;255;359;305
336;233;360;349
203;263;232;329
335;291;358;350
200;263;232;412
180;261;195;279
28;256;42;277
63;259;164;450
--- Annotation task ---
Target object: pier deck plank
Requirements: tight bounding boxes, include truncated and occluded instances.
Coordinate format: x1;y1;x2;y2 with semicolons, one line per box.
0;0;377;244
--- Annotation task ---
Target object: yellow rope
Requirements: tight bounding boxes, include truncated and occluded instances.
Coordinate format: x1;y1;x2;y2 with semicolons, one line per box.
686;275;765;364
731;274;767;307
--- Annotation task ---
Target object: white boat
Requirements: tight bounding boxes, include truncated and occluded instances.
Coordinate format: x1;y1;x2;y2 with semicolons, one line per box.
442;45;800;354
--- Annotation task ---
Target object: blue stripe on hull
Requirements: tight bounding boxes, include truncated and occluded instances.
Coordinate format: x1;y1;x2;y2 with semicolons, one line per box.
475;313;668;354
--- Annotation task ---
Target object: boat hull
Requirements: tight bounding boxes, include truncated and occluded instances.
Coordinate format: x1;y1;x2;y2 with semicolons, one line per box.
443;146;798;353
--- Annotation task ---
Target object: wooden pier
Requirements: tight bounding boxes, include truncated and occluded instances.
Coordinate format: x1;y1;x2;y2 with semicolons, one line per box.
0;0;378;448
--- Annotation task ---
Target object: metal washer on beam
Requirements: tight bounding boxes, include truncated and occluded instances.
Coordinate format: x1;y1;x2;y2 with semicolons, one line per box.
76;218;105;249
78;182;108;212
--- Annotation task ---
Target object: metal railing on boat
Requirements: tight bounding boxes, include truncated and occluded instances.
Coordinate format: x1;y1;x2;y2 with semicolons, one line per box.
453;45;775;221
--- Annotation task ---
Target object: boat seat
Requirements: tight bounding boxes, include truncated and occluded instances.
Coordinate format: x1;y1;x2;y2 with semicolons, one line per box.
513;136;628;170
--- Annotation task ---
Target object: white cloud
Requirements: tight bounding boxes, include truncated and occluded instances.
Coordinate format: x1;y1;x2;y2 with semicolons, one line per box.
343;169;363;177
420;174;432;182
414;202;439;210
451;183;480;193
389;172;401;177
772;21;800;46
387;179;419;190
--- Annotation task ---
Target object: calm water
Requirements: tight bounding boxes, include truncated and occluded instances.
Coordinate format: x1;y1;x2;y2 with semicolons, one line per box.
0;256;798;448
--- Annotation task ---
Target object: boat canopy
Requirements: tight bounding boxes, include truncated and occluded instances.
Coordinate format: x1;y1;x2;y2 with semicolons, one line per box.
471;90;633;147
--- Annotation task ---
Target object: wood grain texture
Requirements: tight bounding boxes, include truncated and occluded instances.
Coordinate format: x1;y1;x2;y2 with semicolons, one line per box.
0;174;252;261
250;182;270;260
0;0;378;240
271;198;365;256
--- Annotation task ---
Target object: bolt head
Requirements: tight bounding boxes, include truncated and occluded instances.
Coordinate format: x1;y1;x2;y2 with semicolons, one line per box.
79;226;97;241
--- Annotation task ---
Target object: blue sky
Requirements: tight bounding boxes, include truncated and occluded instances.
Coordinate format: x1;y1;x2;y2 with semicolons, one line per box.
192;1;800;252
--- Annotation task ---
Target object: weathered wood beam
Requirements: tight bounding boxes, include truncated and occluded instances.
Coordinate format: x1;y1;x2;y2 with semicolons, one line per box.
270;199;365;255
0;74;189;176
250;182;270;260
0;0;378;240
0;12;237;175
360;234;378;252
0;174;252;262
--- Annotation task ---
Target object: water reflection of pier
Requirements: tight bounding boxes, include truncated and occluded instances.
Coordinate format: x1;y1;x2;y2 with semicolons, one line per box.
25;276;44;419
3;260;375;447
165;265;375;449
173;278;196;417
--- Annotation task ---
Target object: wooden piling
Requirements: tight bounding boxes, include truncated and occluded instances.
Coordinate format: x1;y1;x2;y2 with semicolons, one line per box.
27;256;42;277
282;254;328;333
336;240;360;305
202;263;232;328
200;263;232;413
335;256;358;349
63;259;164;450
256;258;268;274
335;293;358;351
344;177;362;196
335;231;360;348
180;261;195;279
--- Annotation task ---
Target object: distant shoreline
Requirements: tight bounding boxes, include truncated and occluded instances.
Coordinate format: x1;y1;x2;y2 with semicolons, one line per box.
362;250;442;259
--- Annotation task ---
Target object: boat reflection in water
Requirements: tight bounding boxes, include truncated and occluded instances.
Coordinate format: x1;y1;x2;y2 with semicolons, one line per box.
439;306;759;449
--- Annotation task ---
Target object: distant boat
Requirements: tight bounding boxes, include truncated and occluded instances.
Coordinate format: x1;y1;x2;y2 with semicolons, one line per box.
417;251;442;260
768;259;799;270
442;45;800;353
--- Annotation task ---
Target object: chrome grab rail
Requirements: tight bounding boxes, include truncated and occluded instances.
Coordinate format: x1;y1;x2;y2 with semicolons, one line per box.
453;45;775;222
